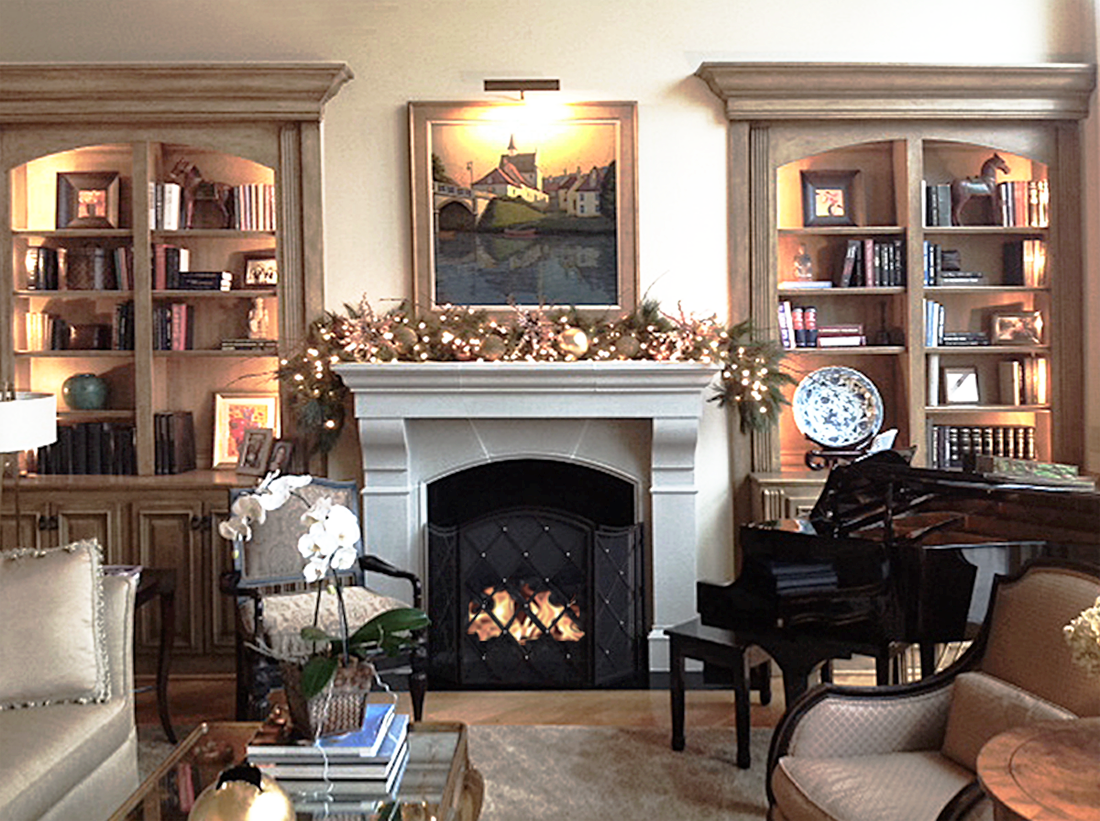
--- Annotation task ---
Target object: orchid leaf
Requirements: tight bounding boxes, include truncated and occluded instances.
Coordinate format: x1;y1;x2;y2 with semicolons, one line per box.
300;625;332;644
300;654;340;700
347;607;429;648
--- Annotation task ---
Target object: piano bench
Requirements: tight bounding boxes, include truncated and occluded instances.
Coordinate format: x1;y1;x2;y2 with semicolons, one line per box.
664;618;772;768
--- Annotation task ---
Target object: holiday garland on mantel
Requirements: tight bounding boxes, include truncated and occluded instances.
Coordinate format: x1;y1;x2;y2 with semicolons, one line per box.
278;298;795;455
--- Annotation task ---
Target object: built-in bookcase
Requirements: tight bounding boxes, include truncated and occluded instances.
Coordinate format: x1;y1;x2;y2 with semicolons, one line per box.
0;63;351;673
694;62;1094;522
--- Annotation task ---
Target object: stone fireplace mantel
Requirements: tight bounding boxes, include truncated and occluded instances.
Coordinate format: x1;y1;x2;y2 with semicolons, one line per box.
336;360;719;670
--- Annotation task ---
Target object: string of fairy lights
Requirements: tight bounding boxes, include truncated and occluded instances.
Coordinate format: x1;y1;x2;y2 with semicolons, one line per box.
277;298;795;455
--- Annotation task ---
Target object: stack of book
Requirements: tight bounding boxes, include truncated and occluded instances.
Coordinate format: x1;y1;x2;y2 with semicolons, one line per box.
154;411;196;474
220;337;278;353
834;238;905;287
815;323;866;348
248;703;410;804
35;422;136;475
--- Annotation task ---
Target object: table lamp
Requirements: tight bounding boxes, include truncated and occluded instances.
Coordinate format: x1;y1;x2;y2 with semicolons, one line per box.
0;391;57;548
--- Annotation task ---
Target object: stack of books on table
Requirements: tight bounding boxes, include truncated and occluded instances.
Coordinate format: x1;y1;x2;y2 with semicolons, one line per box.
247;703;410;803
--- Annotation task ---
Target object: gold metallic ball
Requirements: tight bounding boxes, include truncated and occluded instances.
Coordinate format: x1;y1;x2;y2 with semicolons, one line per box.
188;765;294;821
479;336;506;361
558;327;589;357
614;334;640;359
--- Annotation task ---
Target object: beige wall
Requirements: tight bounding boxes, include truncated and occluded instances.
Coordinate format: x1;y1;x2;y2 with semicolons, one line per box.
1;0;1096;580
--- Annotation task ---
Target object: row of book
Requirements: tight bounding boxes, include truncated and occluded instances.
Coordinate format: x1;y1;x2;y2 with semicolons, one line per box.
247;703;410;805
25;245;133;291
928;424;1036;470
924;180;1050;228
34;422;137;476
997;180;1049;228
922;242;986;286
154;411;196;474
1002;238;1048;287
23;303;134;351
998;358;1049;406
153;303;195;351
151;243;233;291
777;303;870;349
836;238;906;288
148;181;276;232
923;301;993;347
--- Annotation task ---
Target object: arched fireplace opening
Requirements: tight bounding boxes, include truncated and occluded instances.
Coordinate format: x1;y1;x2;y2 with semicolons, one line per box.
427;459;647;689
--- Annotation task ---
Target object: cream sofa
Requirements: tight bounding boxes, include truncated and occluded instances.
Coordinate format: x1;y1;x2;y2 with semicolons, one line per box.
0;542;140;821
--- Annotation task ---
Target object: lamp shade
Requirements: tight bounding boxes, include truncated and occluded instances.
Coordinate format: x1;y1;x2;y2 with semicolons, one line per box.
0;393;57;453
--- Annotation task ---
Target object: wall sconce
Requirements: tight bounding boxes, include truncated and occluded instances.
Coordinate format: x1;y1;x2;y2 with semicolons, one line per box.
483;79;561;100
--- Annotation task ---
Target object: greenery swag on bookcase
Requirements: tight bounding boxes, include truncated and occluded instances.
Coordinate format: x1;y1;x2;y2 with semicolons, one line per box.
277;297;794;454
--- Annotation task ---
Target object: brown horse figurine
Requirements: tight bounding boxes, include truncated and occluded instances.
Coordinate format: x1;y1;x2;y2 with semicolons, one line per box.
169;159;233;229
950;153;1010;226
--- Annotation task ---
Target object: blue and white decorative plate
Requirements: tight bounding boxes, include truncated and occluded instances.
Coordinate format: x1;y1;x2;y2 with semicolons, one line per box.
792;366;884;448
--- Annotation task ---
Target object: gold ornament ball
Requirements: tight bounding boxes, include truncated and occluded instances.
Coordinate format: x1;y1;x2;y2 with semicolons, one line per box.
391;324;418;352
558;327;589;357
479;336;506;361
188;765;294;821
614;334;641;359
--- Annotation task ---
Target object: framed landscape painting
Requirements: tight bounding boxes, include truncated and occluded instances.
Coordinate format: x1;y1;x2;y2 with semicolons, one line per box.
409;100;638;313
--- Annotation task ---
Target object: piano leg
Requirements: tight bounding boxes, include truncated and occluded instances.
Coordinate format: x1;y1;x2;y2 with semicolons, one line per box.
920;643;937;678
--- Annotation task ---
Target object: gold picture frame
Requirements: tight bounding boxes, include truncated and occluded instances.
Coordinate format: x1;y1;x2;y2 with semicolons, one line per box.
212;391;279;469
409;100;638;314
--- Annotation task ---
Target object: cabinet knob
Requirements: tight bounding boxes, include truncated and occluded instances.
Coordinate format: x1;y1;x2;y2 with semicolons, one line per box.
191;514;213;531
36;515;49;531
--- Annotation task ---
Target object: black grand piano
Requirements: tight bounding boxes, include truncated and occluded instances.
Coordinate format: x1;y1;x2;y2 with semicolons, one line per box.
697;450;1100;705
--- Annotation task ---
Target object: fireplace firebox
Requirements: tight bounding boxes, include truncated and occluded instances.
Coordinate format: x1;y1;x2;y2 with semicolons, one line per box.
427;459;647;688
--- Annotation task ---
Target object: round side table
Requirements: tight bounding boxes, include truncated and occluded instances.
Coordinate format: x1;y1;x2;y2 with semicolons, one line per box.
977;718;1100;820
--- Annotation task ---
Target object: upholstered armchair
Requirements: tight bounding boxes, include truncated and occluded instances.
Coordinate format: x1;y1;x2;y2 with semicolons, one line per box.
766;558;1100;821
220;477;428;722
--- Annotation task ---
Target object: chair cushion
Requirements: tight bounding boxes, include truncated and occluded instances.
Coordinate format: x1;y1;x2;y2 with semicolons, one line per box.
243;586;408;661
941;671;1075;771
0;540;109;709
772;750;973;821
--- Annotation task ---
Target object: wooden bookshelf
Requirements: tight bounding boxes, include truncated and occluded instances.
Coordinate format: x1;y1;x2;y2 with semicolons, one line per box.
0;63;351;670
695;62;1095;522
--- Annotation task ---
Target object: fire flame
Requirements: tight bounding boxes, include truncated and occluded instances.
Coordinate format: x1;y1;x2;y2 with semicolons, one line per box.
467;583;584;644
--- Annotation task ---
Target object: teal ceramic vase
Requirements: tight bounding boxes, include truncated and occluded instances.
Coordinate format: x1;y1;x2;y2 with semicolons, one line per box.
62;373;108;410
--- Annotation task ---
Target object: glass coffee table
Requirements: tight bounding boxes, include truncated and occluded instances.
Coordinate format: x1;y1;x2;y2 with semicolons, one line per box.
109;721;483;821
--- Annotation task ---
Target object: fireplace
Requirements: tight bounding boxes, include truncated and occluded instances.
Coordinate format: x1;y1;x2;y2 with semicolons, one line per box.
335;360;718;673
426;459;646;688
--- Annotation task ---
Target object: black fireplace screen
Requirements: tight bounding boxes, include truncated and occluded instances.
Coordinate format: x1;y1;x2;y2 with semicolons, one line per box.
428;505;646;688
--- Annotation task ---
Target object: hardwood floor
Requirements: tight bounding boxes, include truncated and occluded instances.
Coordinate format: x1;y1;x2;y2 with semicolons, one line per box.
135;664;879;734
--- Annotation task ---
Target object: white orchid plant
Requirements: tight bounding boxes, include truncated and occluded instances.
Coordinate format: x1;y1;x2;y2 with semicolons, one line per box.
220;472;428;700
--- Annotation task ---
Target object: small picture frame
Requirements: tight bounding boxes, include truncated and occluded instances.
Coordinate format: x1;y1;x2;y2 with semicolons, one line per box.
244;252;278;288
801;170;859;227
213;391;280;469
236;428;274;475
992;311;1043;345
56;172;120;229
944;366;980;404
266;438;295;474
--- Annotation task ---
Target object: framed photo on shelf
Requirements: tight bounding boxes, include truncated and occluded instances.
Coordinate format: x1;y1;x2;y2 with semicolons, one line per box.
266;438;295;474
213;391;280;469
991;311;1043;345
243;252;278;288
800;170;859;227
56;172;120;229
236;428;273;476
408;100;637;314
944;366;980;404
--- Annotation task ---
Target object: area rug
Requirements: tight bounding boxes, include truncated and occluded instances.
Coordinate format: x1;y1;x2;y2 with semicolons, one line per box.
469;725;769;821
138;724;771;819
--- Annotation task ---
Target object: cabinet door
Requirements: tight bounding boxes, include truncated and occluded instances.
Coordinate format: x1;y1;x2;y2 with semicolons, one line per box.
131;498;206;656
54;497;125;562
206;494;238;654
0;490;49;549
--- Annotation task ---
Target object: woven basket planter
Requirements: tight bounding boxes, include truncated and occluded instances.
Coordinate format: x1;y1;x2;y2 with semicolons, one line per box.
281;657;376;738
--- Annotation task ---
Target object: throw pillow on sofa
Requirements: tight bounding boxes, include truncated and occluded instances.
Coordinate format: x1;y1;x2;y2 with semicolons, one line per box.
0;539;110;708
